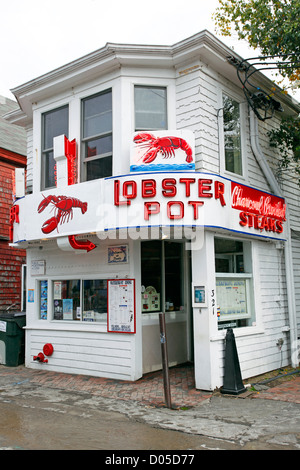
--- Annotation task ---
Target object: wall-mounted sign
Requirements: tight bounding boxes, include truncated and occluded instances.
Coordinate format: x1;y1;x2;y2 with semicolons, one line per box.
108;245;128;264
31;260;46;276
13;171;287;244
107;279;136;333
192;283;207;307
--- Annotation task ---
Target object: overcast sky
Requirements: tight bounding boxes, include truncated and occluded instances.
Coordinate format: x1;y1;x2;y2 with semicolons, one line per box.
0;0;252;100
1;0;298;103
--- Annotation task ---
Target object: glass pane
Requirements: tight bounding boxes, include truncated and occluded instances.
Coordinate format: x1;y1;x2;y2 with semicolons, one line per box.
223;95;242;175
86;155;112;181
43;106;68;150
83;91;112;138
43;150;56;188
83;280;107;322
135;86;167;130
214;238;244;273
53;280;80;321
84;135;112;158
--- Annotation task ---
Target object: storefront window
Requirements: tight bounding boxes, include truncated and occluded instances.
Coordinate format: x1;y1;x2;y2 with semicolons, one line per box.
215;237;255;329
38;279;108;322
141;241;183;313
135;86;167;131
223;94;243;176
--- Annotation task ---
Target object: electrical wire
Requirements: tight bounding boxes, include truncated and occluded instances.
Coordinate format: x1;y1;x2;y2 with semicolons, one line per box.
228;53;300;121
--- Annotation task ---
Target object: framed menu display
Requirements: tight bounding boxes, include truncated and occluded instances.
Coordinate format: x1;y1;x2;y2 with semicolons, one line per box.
107;279;136;333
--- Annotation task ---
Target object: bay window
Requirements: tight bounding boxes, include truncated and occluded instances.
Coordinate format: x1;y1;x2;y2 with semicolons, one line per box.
81;89;112;181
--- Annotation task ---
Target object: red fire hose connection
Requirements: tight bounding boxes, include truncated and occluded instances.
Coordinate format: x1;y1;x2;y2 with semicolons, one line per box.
33;343;54;363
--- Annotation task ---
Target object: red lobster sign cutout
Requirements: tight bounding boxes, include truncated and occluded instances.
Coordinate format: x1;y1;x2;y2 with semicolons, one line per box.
37;195;96;252
133;133;193;164
38;195;88;234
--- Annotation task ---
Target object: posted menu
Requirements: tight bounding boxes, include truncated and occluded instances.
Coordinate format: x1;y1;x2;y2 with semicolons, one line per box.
107;279;136;333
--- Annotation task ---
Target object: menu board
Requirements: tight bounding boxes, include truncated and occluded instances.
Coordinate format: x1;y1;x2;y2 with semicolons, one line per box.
107;279;136;333
216;279;249;319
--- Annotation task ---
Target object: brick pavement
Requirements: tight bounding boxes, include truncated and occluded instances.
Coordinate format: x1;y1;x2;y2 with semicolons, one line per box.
0;363;211;408
253;374;300;404
0;363;299;408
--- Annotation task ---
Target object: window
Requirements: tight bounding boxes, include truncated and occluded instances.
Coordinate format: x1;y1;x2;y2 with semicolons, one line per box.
82;89;112;181
141;241;183;313
223;94;243;175
38;279;108;322
214;237;255;329
42;106;69;189
135;86;167;131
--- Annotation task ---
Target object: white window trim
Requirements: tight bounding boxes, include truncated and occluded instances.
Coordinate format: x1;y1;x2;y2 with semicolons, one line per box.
131;78;176;134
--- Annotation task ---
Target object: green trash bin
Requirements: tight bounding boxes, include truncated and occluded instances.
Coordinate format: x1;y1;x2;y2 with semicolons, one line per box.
0;312;26;366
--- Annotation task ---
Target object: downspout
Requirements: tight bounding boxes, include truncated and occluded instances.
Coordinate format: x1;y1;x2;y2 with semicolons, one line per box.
249;109;299;368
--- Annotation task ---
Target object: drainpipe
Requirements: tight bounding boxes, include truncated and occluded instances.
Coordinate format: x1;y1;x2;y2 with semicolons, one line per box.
249;109;299;367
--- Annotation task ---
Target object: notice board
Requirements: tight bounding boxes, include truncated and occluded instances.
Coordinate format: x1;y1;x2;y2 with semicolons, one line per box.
107;279;136;333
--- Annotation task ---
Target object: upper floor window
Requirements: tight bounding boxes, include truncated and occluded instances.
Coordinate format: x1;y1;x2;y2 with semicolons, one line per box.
134;86;167;131
42;105;69;189
81;89;112;181
223;94;243;176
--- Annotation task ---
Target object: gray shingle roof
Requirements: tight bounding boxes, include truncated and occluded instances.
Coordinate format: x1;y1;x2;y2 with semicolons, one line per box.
0;96;26;156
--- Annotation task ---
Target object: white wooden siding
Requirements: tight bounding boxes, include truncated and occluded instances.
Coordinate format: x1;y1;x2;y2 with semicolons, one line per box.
25;125;33;193
292;236;300;336
27;329;133;379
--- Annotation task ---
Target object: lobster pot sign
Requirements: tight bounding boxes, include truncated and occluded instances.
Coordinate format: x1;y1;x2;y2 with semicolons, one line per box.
130;130;195;172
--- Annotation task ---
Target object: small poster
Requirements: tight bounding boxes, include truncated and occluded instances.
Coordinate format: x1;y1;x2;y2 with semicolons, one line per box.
40;280;48;319
28;289;34;303
54;281;62;300
53;299;63;320
107;279;136;333
192;284;207;307
63;298;73;320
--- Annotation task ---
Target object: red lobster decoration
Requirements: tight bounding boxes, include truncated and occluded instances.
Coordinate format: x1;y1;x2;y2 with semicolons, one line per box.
38;195;88;234
133;133;193;164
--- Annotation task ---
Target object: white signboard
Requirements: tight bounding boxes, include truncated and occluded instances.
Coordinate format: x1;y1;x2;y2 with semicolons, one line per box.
31;260;46;276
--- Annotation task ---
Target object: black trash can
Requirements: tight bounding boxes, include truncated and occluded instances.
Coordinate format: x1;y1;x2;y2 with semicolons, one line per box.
0;311;26;366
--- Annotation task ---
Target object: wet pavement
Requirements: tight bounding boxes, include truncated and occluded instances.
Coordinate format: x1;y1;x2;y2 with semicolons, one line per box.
0;363;300;450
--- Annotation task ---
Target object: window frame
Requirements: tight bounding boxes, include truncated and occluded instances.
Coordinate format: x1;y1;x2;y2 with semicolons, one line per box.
37;277;109;324
80;88;113;182
219;90;247;180
214;236;255;329
41;104;69;190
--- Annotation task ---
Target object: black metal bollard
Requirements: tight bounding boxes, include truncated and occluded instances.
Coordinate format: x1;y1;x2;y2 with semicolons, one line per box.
221;328;247;395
